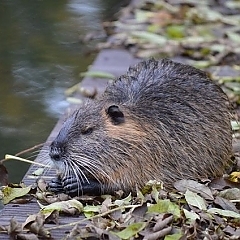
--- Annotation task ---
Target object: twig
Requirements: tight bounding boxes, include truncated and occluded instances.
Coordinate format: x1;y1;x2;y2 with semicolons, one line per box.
15;143;44;157
4;155;50;168
46;204;142;231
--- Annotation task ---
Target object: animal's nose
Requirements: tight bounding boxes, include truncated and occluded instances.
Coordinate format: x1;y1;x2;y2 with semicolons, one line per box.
49;143;62;161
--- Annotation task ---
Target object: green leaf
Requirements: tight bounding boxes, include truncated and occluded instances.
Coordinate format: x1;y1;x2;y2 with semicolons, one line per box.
207;208;240;219
174;179;214;200
225;1;240;9
165;233;183;240
166;25;185;39
148;199;181;219
66;97;82;105
191;60;212;68
225;82;240;93
210;44;226;53
231;121;240;131
80;71;115;80
114;192;132;206
184;189;207;210
131;31;167;46
3;185;32;204
218;188;240;200
183;208;200;223
112;222;146;239
135;9;153;22
135;49;158;58
32;168;45;176
83;205;101;218
41;199;83;215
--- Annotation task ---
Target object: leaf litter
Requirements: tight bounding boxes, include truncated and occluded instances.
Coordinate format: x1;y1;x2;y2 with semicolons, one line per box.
2;0;240;239
95;0;240;112
1;178;240;239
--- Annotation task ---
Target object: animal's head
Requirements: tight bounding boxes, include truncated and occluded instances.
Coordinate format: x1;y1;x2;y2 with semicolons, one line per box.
49;99;145;187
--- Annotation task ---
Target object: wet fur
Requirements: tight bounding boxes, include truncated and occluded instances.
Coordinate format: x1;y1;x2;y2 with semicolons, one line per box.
49;59;232;195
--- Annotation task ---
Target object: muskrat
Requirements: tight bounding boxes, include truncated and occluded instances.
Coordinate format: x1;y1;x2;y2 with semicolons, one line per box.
48;58;232;196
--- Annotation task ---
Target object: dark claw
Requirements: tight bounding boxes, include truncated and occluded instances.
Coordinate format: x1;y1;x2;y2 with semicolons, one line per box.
48;176;103;196
47;177;64;193
62;176;102;196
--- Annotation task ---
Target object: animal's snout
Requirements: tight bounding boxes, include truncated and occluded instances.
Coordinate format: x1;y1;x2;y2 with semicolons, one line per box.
49;142;64;161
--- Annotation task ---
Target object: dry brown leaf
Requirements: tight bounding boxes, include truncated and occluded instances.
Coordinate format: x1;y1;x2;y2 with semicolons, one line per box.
218;188;240;200
15;233;39;240
149;11;173;26
174;179;214;200
153;214;173;232
7;217;23;236
214;196;238;212
100;196;112;214
22;213;51;238
132;203;148;220
0;162;8;186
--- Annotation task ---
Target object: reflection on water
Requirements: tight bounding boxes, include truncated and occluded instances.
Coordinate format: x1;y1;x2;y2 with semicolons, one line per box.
0;0;125;182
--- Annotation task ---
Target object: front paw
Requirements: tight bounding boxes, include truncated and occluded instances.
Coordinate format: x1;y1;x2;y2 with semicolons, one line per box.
47;177;64;193
62;176;102;196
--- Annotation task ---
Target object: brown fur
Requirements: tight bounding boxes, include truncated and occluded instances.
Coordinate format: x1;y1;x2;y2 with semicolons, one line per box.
49;59;233;195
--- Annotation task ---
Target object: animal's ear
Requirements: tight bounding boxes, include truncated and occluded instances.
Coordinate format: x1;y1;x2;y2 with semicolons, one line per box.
106;105;125;125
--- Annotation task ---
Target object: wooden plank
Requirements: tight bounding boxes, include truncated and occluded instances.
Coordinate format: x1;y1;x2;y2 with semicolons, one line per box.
0;49;139;239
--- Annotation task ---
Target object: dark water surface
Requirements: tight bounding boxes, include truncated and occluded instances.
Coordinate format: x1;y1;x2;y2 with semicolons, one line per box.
0;0;126;182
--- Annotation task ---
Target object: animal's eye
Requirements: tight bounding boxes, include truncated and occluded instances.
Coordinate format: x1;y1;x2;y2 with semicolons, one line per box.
81;127;93;135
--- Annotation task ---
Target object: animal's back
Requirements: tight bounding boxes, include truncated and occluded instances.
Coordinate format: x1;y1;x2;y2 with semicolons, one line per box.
103;59;232;188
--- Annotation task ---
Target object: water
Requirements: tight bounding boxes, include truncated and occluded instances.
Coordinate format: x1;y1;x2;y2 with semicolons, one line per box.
0;0;127;182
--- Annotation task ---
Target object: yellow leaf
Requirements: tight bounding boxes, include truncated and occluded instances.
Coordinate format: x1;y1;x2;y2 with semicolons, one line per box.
228;171;240;183
3;185;32;204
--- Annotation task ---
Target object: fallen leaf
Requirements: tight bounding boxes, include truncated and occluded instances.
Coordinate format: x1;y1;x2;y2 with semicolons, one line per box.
0;162;8;186
231;121;240;131
207;208;240;219
7;217;22;235
226;31;240;44
15;233;39;240
83;205;101;218
3;185;32;204
165;233;183;240
149;10;173;27
40;199;83;216
218;188;240;200
214;196;238;212
183;209;200;223
174;179;214;200
223;225;240;237
135;9;154;23
80;70;115;80
184;189;207;210
132;203;148;220
131;31;167;46
166;25;185;39
66;97;83;104
25;213;51;238
100;196;112;214
208;177;238;190
114;192;132;206
111;222;146;239
148;199;181;219
142;226;172;240
153;214;173;232
228;171;240;183
32;168;45;176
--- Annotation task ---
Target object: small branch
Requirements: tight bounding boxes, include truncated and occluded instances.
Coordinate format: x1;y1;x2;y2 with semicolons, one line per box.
46;204;142;231
0;143;45;164
4;155;50;168
15;143;44;157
